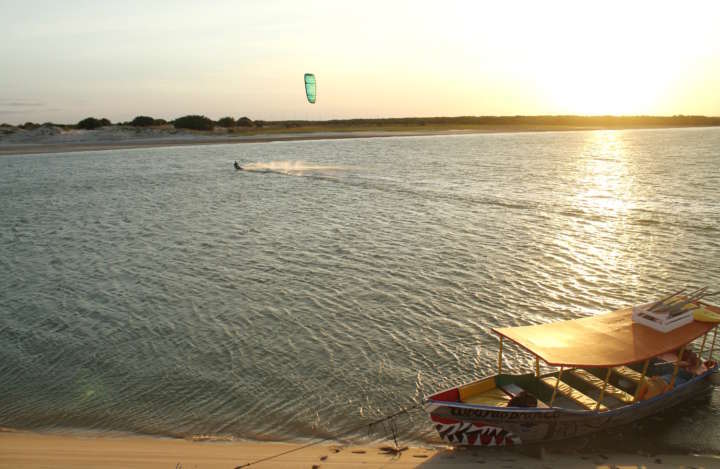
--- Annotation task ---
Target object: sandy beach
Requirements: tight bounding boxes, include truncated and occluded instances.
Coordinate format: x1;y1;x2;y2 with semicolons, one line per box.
2;430;720;469
0;128;447;156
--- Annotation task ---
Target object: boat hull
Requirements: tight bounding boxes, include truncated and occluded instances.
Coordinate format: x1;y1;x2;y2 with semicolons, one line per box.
425;368;716;446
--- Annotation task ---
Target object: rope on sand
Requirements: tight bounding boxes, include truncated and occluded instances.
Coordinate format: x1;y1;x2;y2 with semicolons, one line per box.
233;402;424;468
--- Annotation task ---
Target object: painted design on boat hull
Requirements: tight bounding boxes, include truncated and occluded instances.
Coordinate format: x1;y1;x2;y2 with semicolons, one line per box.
431;415;520;446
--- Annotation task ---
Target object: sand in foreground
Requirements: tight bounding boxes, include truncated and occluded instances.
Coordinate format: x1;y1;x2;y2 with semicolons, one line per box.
2;431;720;469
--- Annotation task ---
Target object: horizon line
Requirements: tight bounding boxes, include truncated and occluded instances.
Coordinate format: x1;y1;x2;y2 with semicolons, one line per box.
3;114;720;127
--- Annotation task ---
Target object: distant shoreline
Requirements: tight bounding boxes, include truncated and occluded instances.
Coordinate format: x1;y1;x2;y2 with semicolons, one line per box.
1;124;718;156
0;130;447;156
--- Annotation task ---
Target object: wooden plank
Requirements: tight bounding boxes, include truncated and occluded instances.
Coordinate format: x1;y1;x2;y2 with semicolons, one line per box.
612;365;642;385
541;377;608;411
570;369;634;404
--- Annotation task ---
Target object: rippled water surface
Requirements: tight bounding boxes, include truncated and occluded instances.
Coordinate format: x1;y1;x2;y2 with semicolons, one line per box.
1;128;720;451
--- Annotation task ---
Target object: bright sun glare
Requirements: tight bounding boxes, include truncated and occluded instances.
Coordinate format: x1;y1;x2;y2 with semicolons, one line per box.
461;1;714;116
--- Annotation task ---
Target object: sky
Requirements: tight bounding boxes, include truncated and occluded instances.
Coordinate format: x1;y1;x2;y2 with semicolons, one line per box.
1;0;719;124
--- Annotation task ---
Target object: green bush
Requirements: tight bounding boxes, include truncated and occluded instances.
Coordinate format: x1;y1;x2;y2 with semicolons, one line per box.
130;115;155;127
236;116;254;127
77;117;110;130
173;115;214;131
217;116;236;128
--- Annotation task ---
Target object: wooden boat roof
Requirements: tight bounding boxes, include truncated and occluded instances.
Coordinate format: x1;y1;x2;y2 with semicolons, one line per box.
492;307;715;367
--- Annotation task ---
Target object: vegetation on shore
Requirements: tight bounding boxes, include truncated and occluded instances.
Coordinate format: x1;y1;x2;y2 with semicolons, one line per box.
2;114;720;135
77;117;111;130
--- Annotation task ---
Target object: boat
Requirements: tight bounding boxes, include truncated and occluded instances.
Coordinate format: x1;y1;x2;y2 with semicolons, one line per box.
424;295;720;446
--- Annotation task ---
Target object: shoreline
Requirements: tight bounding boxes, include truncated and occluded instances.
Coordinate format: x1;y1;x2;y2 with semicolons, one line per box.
0;130;441;156
1;429;719;468
1;124;716;156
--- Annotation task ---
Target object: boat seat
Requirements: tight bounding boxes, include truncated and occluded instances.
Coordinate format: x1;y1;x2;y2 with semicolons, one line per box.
499;383;549;408
541;377;608;411
569;369;634;404
459;378;510;407
462;388;511;406
612;366;643;385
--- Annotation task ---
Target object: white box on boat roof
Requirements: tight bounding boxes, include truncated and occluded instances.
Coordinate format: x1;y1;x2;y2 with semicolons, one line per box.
632;302;694;333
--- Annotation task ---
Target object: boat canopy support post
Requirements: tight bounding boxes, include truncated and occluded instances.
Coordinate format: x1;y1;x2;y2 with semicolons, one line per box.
497;335;503;374
549;366;564;407
669;345;686;389
699;332;708;359
633;359;650;402
595;368;611;411
709;326;718;361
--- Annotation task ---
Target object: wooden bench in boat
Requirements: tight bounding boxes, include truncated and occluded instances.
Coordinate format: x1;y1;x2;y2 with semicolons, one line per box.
457;379;549;408
499;383;549;408
459;378;511;406
612;366;643;385
541;376;609;411
569;369;634;404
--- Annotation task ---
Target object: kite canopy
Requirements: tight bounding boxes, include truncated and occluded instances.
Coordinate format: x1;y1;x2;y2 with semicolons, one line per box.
492;307;715;368
304;73;316;104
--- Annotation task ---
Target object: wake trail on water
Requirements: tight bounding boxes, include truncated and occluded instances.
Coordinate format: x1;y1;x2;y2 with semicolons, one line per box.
241;160;347;176
239;160;719;235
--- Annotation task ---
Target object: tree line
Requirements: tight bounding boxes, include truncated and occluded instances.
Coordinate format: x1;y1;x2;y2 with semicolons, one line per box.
6;114;720;132
270;115;720;128
3;115;259;131
76;115;258;130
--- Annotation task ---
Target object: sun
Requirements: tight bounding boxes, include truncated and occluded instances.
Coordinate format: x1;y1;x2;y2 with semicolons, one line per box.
532;37;676;116
538;61;673;116
494;2;697;116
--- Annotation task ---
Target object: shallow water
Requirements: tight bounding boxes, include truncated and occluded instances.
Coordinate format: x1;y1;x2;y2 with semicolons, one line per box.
1;128;719;451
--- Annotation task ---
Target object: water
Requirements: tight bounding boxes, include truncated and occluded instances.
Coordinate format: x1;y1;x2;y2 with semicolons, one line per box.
1;128;719;452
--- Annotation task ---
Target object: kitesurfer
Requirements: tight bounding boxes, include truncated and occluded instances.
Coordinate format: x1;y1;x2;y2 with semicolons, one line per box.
234;161;242;170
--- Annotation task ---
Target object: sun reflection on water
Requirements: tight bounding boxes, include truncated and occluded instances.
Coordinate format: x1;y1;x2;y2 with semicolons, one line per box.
554;130;645;306
576;130;635;215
